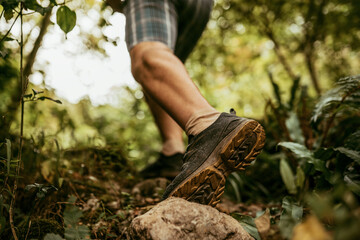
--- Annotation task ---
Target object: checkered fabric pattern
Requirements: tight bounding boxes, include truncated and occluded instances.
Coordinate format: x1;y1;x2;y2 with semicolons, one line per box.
124;0;214;62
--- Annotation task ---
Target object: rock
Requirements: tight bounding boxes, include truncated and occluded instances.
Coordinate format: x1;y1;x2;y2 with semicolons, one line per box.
129;197;253;240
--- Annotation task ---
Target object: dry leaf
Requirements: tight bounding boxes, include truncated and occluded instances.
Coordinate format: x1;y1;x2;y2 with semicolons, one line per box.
255;208;271;239
292;215;332;240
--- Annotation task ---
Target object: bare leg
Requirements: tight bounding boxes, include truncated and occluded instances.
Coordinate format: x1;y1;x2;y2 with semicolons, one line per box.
144;93;184;155
130;41;216;130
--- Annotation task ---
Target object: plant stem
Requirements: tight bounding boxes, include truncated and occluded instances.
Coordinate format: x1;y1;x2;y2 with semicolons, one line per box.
9;3;24;240
0;12;20;43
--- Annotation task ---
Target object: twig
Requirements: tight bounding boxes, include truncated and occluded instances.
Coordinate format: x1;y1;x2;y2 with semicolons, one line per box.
0;12;20;44
265;29;298;82
68;181;87;204
24;220;32;240
119;226;128;240
9;4;24;240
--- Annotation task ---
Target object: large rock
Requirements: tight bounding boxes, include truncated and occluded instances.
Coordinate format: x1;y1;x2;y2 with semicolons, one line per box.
129;197;253;240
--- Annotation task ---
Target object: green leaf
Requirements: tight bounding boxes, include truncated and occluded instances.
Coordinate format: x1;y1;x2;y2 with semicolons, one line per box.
311;75;360;123
44;233;64;240
279;142;330;177
344;175;360;196
36;191;46;199
285;112;305;144
68;195;77;204
228;177;241;202
24;0;54;15
64;204;83;227
58;177;64;188
278;142;313;160
279;196;303;239
96;212;106;222
280;159;297;194
334;147;360;164
65;225;90;240
5;139;11;175
296;166;305;189
24;93;33;99
61;195;90;239
311;87;342;123
56;6;76;34
344;130;360;151
4;8;14;21
232;213;262;240
37;96;62;104
25;183;43;191
106;214;118;220
3;37;15;41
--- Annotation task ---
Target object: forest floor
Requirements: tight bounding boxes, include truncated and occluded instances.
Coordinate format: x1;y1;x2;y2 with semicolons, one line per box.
11;146;284;239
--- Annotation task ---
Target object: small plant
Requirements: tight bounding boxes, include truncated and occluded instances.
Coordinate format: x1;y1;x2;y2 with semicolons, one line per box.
275;75;360;239
232;212;262;240
0;139;20;236
25;183;58;199
24;88;62;104
1;1;77;238
44;195;90;240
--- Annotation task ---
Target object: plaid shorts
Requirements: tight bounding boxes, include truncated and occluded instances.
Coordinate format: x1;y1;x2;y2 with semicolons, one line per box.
124;0;214;62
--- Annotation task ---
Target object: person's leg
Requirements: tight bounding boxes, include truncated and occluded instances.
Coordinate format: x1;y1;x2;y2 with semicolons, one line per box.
125;0;219;179
139;93;185;179
124;0;266;206
130;41;218;131
144;93;184;156
125;0;218;135
141;96;185;179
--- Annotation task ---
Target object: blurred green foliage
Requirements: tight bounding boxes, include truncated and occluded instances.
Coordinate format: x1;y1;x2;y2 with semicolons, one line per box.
0;0;359;239
188;0;360;117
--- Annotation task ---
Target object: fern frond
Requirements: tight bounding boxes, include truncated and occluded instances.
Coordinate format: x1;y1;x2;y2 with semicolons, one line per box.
345;130;360;151
311;75;360;123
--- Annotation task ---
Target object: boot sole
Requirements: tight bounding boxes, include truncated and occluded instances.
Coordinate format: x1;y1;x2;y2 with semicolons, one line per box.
168;120;265;207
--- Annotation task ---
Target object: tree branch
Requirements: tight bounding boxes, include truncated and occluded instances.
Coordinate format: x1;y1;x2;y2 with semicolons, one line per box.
266;29;298;82
23;8;52;93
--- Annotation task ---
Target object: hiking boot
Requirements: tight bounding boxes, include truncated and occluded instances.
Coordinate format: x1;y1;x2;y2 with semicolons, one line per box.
140;153;184;179
162;111;265;207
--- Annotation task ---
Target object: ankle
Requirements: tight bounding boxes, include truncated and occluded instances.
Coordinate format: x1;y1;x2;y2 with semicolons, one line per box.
161;138;185;156
185;109;221;136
